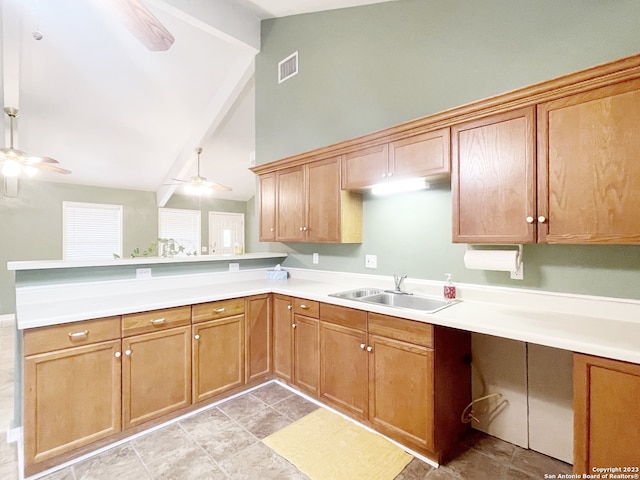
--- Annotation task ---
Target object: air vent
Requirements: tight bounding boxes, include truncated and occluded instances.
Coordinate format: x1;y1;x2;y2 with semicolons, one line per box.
278;51;298;83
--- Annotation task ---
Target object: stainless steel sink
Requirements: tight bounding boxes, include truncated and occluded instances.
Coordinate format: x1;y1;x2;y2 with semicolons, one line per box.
329;288;458;314
328;288;383;300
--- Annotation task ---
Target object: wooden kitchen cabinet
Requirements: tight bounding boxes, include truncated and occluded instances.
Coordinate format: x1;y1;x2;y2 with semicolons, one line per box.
452;107;536;243
269;156;362;243
574;354;640;474
192;298;245;402
245;294;271;383
273;295;294;382
538;78;640;244
122;307;192;429
258;172;277;241
367;313;470;463
319;303;368;419
23;317;122;468
342;128;450;190
293;299;320;395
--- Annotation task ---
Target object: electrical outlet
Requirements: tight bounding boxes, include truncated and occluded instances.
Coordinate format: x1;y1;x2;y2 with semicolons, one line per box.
511;264;524;280
365;254;377;269
229;263;240;272
201;246;208;253
312;253;319;264
136;268;152;279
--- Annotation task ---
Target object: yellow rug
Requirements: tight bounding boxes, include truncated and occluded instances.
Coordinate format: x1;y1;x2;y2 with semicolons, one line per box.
263;408;413;480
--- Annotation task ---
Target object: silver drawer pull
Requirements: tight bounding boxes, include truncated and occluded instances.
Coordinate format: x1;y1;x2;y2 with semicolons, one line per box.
115;351;122;358
360;343;366;350
287;305;292;310
213;308;226;313
125;349;132;356
194;334;200;340
366;346;373;352
68;330;89;339
150;318;166;325
300;304;309;309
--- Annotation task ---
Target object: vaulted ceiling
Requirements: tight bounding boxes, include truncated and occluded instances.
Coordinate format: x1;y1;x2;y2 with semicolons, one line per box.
1;0;392;204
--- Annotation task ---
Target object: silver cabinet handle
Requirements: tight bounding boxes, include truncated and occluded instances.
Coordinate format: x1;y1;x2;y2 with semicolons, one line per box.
213;308;225;313
300;304;309;309
125;349;132;356
387;172;393;178
538;216;547;223
115;351;122;358
150;318;165;325
194;334;200;340
525;216;534;223
287;305;292;310
68;330;89;339
270;227;274;232
292;324;297;328
360;343;366;350
366;346;373;352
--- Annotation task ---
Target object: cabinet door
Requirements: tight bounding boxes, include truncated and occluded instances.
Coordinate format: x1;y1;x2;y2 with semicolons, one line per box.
342;144;389;189
389;128;451;179
319;321;368;419
452;107;536;243
276;166;305;242
574;354;640;474
368;334;435;453
273;295;294;383
245;295;271;383
122;326;191;429
24;340;122;466
259;173;277;242
306;157;341;243
293;315;320;395
192;316;244;403
538;79;640;244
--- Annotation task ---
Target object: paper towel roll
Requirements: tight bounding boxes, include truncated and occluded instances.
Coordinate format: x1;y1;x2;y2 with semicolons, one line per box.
464;249;520;272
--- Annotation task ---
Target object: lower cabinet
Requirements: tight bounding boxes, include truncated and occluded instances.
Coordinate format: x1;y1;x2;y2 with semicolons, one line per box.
245;294;272;382
23;317;122;469
318;305;471;463
192;298;245;402
293;306;320;396
574;353;640;474
273;295;294;382
122;325;192;429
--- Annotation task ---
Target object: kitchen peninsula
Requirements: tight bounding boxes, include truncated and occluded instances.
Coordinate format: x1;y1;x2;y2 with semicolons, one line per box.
9;258;640;477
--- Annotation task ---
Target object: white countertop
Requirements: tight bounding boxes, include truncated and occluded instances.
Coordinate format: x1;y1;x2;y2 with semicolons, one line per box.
13;267;640;364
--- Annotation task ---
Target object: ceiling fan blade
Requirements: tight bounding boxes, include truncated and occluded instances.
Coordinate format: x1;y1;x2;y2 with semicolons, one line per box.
32;163;72;174
108;0;175;51
206;182;233;192
26;156;60;164
170;178;190;183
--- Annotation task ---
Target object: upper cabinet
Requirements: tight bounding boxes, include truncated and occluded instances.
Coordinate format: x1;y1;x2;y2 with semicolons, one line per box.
452;108;536;244
342;128;451;190
270;156;362;243
538;78;640;244
258;173;276;242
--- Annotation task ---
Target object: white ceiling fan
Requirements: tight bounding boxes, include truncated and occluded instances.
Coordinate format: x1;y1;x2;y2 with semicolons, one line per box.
107;0;175;51
169;147;232;195
0;107;71;177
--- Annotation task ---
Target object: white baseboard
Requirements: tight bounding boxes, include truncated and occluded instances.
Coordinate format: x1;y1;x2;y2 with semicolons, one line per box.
6;426;21;444
0;313;16;326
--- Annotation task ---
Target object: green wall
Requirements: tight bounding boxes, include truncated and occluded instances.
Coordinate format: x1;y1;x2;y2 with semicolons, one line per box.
0;180;249;314
254;0;640;299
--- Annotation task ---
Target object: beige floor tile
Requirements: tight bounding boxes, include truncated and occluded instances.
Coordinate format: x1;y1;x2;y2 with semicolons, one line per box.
217;394;268;421
445;448;509;480
132;423;196;463
72;444;151;480
395;457;433;479
142;442;226;480
219;441;309;480
38;466;76;480
237;406;295;439
250;383;294;405
270;394;319;422
511;447;573;478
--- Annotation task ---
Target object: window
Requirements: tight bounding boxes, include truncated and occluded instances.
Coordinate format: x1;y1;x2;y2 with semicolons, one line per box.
158;208;201;256
63;202;123;260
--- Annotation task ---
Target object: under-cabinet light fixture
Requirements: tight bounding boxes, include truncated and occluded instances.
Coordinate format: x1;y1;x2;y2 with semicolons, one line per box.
371;178;429;196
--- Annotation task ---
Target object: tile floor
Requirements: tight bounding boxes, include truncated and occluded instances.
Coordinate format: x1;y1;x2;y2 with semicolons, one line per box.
0;316;573;480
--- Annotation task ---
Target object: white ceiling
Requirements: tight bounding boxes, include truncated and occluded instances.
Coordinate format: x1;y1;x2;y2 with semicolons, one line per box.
1;0;392;204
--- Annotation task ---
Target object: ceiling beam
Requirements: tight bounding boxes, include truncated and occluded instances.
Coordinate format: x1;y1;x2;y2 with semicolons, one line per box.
155;55;255;207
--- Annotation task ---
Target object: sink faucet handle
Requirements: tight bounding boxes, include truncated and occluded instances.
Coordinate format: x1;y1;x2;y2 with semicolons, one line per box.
393;274;407;290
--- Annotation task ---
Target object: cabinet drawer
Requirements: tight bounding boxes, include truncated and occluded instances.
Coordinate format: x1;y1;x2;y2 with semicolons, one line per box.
368;313;433;348
24;316;121;356
320;303;367;331
122;306;191;337
192;298;245;323
293;299;320;318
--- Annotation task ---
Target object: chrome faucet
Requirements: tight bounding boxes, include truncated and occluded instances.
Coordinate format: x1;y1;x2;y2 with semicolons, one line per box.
392;274;409;294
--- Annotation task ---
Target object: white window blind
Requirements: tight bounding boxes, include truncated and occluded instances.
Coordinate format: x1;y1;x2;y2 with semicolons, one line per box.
63;202;123;260
158;208;201;255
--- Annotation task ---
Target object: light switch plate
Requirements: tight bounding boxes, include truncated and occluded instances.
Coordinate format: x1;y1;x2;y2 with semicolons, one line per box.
229;263;240;272
365;254;377;269
312;253;319;264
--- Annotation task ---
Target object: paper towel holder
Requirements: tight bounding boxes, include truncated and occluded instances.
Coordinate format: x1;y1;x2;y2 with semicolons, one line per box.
465;244;524;280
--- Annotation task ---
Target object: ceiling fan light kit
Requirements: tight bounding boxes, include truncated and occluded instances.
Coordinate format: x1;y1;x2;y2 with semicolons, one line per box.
170;147;232;196
1;107;71;178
